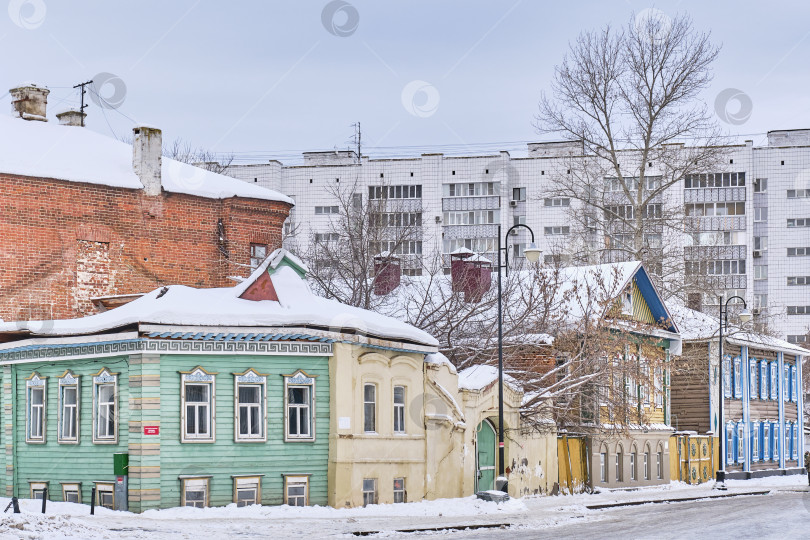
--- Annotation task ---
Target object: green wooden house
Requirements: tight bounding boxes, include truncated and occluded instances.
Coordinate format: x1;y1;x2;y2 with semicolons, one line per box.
0;250;437;511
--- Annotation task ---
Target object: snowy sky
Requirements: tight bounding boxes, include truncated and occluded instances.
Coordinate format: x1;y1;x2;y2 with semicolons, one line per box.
2;0;809;163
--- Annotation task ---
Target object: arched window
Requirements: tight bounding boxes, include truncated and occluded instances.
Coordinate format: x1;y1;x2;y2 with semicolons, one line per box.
615;444;624;482
599;443;609;483
643;443;651;480
656;442;664;479
630;444;638;481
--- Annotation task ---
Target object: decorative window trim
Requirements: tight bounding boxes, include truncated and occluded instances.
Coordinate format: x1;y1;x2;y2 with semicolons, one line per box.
736;422;745;463
233;369;267;443
180;367;217;443
393;385;406;434
751;421;759;462
25;372;47;444
769;362;777;400
232;474;263;506
722;356;732;398
61;482;81;504
772;421;780;461
363;382;378;434
749;360;757;400
283;474;310;506
726;423;734;465
783;364;790;402
58;370;80;444
763;422;771;461
94;482;115;509
283;370;317;442
759;361;768;400
29;481;49;500
790;365;797;402
92;368;119;444
733;357;742;398
180;476;211;508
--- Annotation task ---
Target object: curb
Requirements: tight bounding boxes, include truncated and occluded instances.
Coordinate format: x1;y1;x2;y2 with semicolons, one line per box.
585;490;770;510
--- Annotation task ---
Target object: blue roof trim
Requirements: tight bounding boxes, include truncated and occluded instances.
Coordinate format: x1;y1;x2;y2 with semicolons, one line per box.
145;331;336;343
632;266;677;333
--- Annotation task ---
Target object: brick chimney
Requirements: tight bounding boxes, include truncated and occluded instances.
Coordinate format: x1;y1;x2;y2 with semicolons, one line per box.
464;255;493;303
450;248;475;292
132;125;163;196
10;83;49;121
56;109;86;127
373;253;401;296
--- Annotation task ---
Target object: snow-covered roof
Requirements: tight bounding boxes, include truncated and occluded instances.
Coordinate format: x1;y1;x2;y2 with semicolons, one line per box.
668;303;807;356
0;114;293;204
424;352;457;374
0;249;437;350
458;364;521;392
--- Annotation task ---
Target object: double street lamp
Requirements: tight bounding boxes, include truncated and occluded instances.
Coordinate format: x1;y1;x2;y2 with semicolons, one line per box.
495;224;542;492
715;295;752;488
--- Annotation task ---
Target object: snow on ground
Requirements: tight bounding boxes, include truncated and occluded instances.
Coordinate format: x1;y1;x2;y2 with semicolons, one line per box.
0;475;807;539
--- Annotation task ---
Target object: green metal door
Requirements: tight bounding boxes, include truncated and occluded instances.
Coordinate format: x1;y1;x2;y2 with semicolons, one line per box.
476;420;496;491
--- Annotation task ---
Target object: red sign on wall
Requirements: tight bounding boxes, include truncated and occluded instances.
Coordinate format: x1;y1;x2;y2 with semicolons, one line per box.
143;426;160;436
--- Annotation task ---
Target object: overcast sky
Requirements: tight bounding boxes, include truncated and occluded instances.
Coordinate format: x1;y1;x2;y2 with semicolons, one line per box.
2;0;809;163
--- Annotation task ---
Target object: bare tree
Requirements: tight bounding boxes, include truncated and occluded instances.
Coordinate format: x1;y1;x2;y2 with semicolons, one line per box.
164;137;234;174
534;12;727;303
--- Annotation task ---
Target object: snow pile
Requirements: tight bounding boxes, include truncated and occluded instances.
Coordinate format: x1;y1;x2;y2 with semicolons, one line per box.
424;351;457;373
0;249;438;349
0;114;292;204
458;364;521;392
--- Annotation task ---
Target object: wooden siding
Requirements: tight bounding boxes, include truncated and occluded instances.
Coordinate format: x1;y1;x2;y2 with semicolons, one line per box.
669;343;710;433
157;354;330;509
631;281;656;325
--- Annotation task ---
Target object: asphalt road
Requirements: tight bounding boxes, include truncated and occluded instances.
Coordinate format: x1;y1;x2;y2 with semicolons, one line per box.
456;491;810;539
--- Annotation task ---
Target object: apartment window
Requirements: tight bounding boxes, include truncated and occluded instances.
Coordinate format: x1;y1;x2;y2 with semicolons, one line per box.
371;185;422;199
26;373;46;443
754;266;768;280
393;478;406;503
512;187;526;201
314;206;339;215
753;178;767;192
58;371;79;443
95;482;115;510
233;476;261;507
285;475;309;506
362;478;378;506
787;276;810;286
685;202;745;217
181;367;215;442
314;232;340;243
787;189;810;198
443;210;496;226
364;384;377;433
630;451;636;481
787;247;810;256
787;305;810;315
93;369;118;444
787;335;808;344
249;243;267;270
30;482;48;500
393;386;406;434
513;215;526;227
754;208;768;222
753;236;767;251
544;197;570;207
787;218;810;227
62;483;81;504
544;226;570;235
684;172;745;188
284;370;316;441
600;452;607;482
235;370;267;442
352;193;363;210
181;477;209;508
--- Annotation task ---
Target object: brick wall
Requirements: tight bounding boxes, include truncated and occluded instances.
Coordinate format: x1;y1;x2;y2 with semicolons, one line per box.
0;173;291;321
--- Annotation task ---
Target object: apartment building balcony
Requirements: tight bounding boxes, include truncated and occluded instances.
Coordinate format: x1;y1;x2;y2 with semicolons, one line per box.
442;196;500;211
442;224;499;239
684;245;747;260
685;216;746;231
684;187;746;203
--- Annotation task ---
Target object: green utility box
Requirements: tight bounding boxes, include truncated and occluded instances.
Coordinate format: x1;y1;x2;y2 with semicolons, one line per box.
113;453;129;475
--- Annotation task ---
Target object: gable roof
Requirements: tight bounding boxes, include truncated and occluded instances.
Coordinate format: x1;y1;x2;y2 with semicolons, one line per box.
0;114;293;204
0;249;438;350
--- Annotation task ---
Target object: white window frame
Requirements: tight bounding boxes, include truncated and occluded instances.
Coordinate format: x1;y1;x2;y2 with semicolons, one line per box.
737;423;745;463
643;450;650;480
284;475;309;506
92;368;118;444
769;362;777;400
790;365;797;402
615;446;623;482
180;367;216;443
95;482;115;509
393;477;406;503
362;478;378;506
751;421;759;461
180;476;210;508
773;422;780;461
393;385;406;434
722;356;732;398
630;449;637;481
749;361;757;399
364;383;377;434
233;475;263;507
733;357;742;398
284;370;316;442
61;482;81;504
600;452;607;482
26;373;47;444
234;369;267;442
760;361;768;400
783;364;790;402
656;450;663;479
58;371;80;444
763;422;771;461
726;423;734;464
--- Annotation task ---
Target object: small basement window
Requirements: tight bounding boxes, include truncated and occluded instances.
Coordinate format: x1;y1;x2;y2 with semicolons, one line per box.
181;477;210;508
284;475;309;506
233;475;262;507
30;481;48;500
95;482;114;509
62;483;81;504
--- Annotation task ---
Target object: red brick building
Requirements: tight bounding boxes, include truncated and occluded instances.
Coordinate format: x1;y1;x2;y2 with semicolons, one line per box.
0;84;293;320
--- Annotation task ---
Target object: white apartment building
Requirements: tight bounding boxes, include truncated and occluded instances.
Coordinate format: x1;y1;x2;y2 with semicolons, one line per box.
224;130;810;344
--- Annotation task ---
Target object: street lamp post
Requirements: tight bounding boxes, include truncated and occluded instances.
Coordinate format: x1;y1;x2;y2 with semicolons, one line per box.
716;295;752;489
495;224;542;492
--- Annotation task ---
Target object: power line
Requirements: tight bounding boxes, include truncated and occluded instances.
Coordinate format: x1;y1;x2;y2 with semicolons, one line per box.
73;80;93;127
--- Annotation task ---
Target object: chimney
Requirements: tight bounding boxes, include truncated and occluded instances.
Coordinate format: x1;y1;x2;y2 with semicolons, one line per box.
464;255;493;303
56;109;86;127
10;83;49;121
132;125;163;196
373;253;401;296
450;248;475;292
